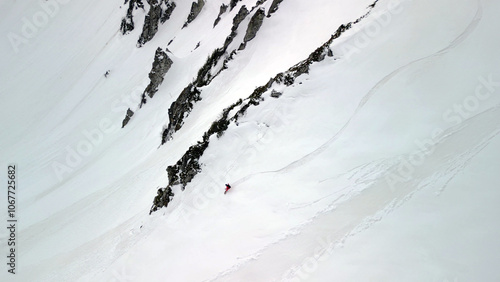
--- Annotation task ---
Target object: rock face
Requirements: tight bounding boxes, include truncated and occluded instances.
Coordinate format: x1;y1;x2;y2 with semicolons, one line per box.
144;47;174;99
243;8;265;42
160;1;176;24
150;187;174;214
122;108;135;128
120;0;144;34
213;4;228;27
267;0;284;16
183;0;205;28
239;8;265;50
122;48;173;127
270;90;282;98
138;0;176;47
161;84;201;143
150;7;384;212
223;5;249;49
150;100;241;213
138;0;162;46
229;0;241;11
160;6;251;142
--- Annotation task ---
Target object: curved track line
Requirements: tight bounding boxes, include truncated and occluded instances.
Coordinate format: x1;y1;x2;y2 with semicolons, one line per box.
269;0;483;174
229;0;483;187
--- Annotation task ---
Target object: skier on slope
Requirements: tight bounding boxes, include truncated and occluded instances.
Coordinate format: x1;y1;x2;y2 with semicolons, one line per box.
224;183;231;194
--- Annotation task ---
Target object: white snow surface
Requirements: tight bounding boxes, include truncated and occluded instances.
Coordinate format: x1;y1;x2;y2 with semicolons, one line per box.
0;0;499;281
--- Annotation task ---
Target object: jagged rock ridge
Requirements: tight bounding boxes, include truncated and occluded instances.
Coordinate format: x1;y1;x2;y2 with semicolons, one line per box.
138;0;177;47
213;3;228;27
122;47;173;127
120;0;144;34
183;0;205;28
267;0;284;16
150;0;382;213
161;5;251;143
229;0;241;11
239;7;266;50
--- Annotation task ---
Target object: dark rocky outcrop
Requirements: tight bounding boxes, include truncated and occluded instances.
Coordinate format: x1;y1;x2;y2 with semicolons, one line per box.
229;0;241;11
267;0;284;16
160;1;176;24
244;8;265;42
150;187;174;214
150;99;242;213
150;0;383;214
239;8;265;50
213;4;228;27
120;0;144;34
183;0;205;28
144;47;174;99
138;0;162;46
161;84;201;143
138;0;177;47
122;108;135;128
160;6;250;142
270;90;282;98
122;48;173;127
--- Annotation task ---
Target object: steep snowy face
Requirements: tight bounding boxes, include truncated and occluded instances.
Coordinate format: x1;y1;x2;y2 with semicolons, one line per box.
1;0;500;281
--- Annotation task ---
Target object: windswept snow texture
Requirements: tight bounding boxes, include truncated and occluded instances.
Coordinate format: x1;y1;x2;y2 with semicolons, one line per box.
1;0;500;281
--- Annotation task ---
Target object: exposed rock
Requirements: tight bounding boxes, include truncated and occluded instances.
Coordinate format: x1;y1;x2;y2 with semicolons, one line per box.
159;5;252;141
238;42;246;50
213;4;228;27
144;47;174;99
183;0;205;28
121;108;134;128
270;90;282;98
150;99;243;213
160;1;176;24
137;0;162;46
150;187;174;214
243;8;265;43
161;84;201;143
253;0;268;9
232;6;249;30
229;0;241;11
194;48;225;86
267;0;284;16
150;0;383;214
120;0;144;34
137;0;176;46
159;5;251;142
223;5;249;49
123;47;172;128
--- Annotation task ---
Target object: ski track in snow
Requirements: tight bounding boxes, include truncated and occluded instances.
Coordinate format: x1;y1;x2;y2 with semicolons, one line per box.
271;0;483;174
228;0;483;192
2;0;497;280
208;101;500;282
202;1;489;280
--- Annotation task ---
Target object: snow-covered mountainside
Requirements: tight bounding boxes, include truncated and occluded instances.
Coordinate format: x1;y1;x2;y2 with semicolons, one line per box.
1;0;499;281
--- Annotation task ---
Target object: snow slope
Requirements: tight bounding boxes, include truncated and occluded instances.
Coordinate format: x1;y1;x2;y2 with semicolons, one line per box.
0;0;499;281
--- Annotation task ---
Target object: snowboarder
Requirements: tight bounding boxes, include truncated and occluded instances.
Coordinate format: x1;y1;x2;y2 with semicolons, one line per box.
224;183;231;194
